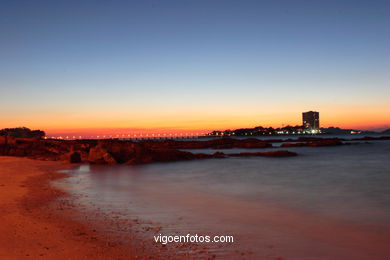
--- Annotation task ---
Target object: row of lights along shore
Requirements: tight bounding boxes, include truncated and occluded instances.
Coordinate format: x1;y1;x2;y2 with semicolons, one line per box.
45;133;209;140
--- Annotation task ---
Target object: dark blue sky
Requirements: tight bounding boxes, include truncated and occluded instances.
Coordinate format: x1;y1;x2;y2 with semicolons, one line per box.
0;0;389;131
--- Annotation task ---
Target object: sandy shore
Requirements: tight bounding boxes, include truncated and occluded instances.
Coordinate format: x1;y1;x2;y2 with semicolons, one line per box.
0;156;218;259
0;156;143;259
3;155;389;259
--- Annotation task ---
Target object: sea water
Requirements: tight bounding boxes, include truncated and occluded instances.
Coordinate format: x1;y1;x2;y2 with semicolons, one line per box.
54;136;390;259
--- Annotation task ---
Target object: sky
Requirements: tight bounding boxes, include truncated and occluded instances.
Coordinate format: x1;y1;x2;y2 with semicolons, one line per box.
0;0;389;135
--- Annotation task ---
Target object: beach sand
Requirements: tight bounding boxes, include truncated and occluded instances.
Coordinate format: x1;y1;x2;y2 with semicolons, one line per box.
0;156;140;259
0;156;217;259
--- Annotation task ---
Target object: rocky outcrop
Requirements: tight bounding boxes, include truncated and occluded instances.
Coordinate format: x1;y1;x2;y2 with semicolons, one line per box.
0;137;96;162
0;137;298;165
89;142;227;165
126;149;196;165
0;136;6;145
0;136;305;165
68;151;82;163
88;143;117;164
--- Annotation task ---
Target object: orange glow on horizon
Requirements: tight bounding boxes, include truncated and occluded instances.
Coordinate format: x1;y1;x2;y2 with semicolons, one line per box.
3;117;389;136
41;118;390;137
2;105;389;136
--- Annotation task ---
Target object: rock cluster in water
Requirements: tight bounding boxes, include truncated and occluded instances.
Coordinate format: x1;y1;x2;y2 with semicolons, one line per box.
0;136;301;164
3;135;388;165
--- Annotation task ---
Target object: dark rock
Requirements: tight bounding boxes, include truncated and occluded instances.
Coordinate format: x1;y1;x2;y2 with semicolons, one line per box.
0;136;6;145
88;144;117;164
69;152;82;163
126;148;196;165
1;137;292;164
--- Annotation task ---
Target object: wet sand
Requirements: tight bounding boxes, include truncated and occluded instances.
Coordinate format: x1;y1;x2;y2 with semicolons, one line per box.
0;156;222;259
0;157;127;258
0;157;157;259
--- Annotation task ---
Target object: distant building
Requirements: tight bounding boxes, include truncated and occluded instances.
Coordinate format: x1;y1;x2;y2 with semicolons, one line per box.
302;111;319;130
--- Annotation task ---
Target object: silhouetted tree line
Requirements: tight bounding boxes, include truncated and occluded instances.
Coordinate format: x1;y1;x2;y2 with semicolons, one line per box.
0;127;45;138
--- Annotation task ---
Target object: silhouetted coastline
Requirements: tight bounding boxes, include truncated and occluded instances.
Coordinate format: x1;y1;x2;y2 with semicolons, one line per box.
1;129;390;165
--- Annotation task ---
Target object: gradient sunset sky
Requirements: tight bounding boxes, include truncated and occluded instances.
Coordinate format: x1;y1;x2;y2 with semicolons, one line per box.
1;0;389;135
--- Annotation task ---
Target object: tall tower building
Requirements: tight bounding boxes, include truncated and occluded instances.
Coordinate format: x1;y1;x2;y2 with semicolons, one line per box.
302;111;319;129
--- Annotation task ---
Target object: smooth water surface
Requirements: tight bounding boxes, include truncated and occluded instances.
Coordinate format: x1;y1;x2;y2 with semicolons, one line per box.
55;137;390;259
